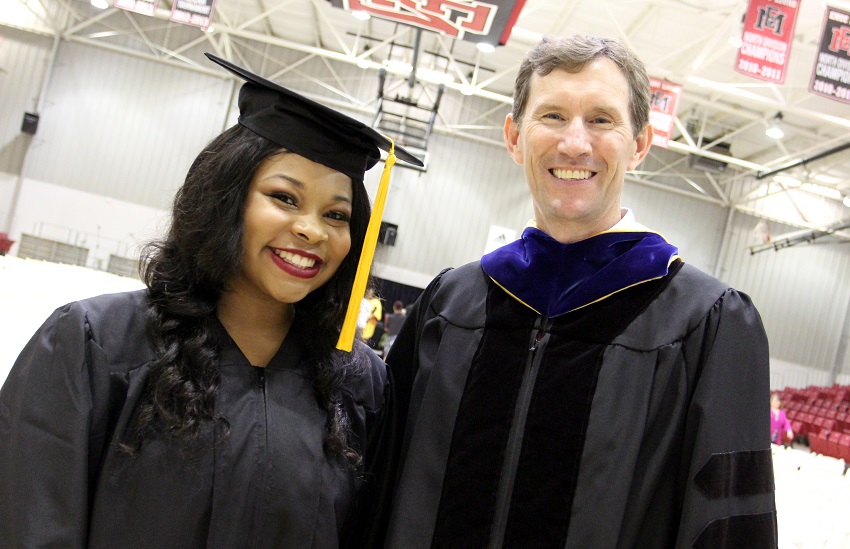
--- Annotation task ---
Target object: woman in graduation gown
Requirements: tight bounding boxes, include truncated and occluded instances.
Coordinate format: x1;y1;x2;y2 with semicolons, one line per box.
0;53;420;548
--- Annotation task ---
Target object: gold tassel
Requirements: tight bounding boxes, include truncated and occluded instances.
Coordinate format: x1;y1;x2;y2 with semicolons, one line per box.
336;141;397;352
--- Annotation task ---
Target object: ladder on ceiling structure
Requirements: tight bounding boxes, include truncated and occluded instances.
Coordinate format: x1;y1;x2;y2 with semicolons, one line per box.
373;68;444;172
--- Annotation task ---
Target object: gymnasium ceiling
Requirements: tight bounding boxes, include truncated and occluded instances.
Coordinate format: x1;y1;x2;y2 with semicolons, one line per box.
4;0;850;244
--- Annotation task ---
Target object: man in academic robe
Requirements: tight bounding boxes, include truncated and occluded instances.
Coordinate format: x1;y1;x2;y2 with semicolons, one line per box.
382;34;777;548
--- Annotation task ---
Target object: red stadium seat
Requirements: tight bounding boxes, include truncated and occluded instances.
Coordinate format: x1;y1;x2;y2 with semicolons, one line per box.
789;391;806;403
0;232;14;255
826;431;843;458
838;434;850;462
791;420;802;435
836;412;847;430
809;429;829;455
799;413;815;437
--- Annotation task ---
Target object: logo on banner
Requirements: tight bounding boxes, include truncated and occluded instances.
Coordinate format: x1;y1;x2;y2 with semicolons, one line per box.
809;7;850;104
734;0;800;84
649;77;682;149
755;6;787;35
328;0;526;45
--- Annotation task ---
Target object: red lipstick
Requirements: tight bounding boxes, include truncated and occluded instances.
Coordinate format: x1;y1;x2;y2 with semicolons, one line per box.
269;247;323;279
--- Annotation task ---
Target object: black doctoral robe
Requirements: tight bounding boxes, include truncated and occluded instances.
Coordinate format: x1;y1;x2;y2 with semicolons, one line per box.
384;259;777;548
0;290;389;548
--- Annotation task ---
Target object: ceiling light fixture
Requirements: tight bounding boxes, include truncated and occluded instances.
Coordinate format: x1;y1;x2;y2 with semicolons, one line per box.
352;10;371;21
91;0;109;9
476;42;496;54
844;195;850;208
766;112;784;139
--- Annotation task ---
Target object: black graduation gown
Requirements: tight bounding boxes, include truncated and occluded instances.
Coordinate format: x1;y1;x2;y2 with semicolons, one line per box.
384;260;777;548
0;290;389;548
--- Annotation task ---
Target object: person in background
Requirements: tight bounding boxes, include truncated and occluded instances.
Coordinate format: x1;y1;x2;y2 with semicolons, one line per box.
770;393;794;446
0;53;421;548
358;292;373;336
381;301;407;358
383;300;406;331
361;288;383;349
383;34;776;548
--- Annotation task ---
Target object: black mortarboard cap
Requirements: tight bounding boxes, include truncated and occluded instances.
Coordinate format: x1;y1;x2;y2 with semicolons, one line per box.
204;52;423;180
205;52;423;353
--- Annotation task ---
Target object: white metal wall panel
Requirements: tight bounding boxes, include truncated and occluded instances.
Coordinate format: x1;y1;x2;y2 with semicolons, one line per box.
365;133;530;280
769;360;833;391
720;212;850;374
0;27;54;176
621;180;727;274
23;41;232;210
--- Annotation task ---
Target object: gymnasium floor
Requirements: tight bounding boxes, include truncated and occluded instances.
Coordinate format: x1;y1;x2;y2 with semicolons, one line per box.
773;444;850;548
1;255;848;547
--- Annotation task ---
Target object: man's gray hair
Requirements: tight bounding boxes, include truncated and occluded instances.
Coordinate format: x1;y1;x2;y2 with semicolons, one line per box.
512;34;651;138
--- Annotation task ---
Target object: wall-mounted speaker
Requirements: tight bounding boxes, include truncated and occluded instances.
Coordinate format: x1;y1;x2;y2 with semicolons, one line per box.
21;112;39;135
688;142;731;174
378;222;398;246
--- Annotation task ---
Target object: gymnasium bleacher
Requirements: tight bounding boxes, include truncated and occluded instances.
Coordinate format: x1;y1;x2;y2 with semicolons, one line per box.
776;384;850;463
772;385;850;547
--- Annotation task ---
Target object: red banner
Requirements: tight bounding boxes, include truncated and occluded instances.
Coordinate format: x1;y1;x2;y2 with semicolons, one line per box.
649;77;683;149
734;0;801;84
328;0;526;46
809;7;850;104
114;0;158;17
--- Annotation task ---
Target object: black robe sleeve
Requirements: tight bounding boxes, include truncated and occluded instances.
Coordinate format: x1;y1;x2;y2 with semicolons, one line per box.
676;288;776;547
0;302;102;547
339;367;395;549
384;268;453;465
342;268;450;548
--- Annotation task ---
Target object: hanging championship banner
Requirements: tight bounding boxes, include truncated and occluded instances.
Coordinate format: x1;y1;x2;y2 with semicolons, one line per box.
114;0;158;17
169;0;216;29
734;0;801;84
649;77;683;149
809;7;850;104
327;0;527;46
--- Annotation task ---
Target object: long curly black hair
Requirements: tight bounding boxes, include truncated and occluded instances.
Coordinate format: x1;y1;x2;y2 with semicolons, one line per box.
125;124;371;466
